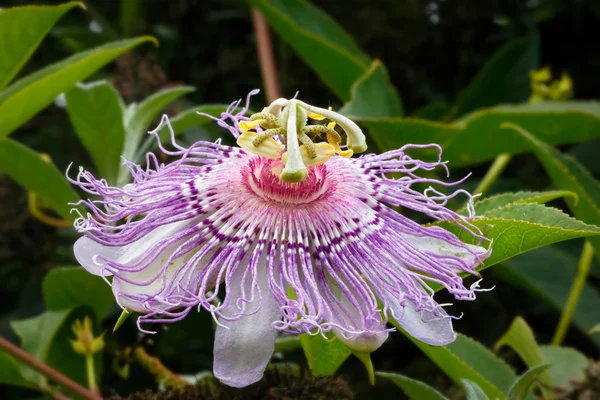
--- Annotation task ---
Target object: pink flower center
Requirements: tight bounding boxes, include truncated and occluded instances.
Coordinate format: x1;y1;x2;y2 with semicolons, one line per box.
241;156;335;206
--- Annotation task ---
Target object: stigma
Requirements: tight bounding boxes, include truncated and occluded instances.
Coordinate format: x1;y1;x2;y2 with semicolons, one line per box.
236;98;367;183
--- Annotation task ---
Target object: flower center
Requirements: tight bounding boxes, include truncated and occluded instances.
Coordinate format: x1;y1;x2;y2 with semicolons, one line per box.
241;156;334;206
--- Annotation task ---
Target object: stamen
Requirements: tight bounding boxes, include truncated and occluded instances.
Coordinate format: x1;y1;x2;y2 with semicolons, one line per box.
249;112;280;129
237;131;283;159
294;101;368;153
252;128;285;147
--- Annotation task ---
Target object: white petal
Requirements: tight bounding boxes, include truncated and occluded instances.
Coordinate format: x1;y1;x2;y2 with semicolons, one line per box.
388;294;456;346
75;221;199;312
331;290;387;353
405;233;487;266
213;265;281;388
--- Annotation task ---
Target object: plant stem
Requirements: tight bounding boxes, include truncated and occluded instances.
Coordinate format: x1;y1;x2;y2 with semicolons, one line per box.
133;347;187;388
85;354;98;394
37;384;71;400
252;9;282;103
0;337;102;400
552;240;595;346
473;153;512;197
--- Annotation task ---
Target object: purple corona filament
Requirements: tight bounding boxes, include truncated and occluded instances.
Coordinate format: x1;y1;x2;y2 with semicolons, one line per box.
70;91;491;388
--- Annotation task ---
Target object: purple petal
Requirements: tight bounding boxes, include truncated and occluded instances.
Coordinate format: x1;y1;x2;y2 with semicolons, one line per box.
388;294;456;346
213;268;281;388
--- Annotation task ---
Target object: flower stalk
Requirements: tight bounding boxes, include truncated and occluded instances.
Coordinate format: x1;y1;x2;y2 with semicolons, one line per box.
473;153;511;198
552;240;595;346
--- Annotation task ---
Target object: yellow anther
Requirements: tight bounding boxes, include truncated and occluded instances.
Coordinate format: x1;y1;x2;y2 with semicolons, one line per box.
282;142;335;167
237;131;283;159
239;119;262;132
308;112;326;120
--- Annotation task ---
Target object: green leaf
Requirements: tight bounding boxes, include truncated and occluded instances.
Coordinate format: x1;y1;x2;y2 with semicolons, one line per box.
65;81;126;184
377;372;449;400
434;203;600;274
469;190;576;215
366;101;600;166
0;36;156;139
248;0;370;101
42;266;114;320
499;246;600;348
455;35;539;117
273;336;302;353
506;123;600;264
11;308;102;387
120;0;142;36
494;317;552;397
540;346;588;390
0;351;31;388
591;323;600;335
299;333;351;376
10;309;71;384
461;379;489;400
0;138;79;221
133;104;230;164
45;307;102;387
119;85;195;185
0;2;84;90
507;365;550;400
413;102;450;121
399;331;514;400
340;60;403;118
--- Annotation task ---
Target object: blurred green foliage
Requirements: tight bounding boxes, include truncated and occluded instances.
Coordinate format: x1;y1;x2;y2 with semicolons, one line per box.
0;0;600;399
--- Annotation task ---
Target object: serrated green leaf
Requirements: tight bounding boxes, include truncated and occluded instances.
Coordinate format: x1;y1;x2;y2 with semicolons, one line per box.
0;2;84;90
340;60;403;118
42;266;114;319
248;0;370;101
506;123;600;264
398;331;513;400
461;379;489;400
299;333;351;376
467;190;576;215
377;372;449;400
540;346;588;390
118;85;195;185
273;336;302;353
0;36;156;139
65;81;126;184
0;138;79;221
495;317;552;398
366;102;600;166
434;203;600;275
507;365;550;400
455;35;539;117
499;246;600;348
0;351;31;388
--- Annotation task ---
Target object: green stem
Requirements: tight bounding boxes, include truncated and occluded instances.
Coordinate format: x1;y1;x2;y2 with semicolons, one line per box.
353;351;375;386
473;153;512;197
552;241;595;346
85;354;98;394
